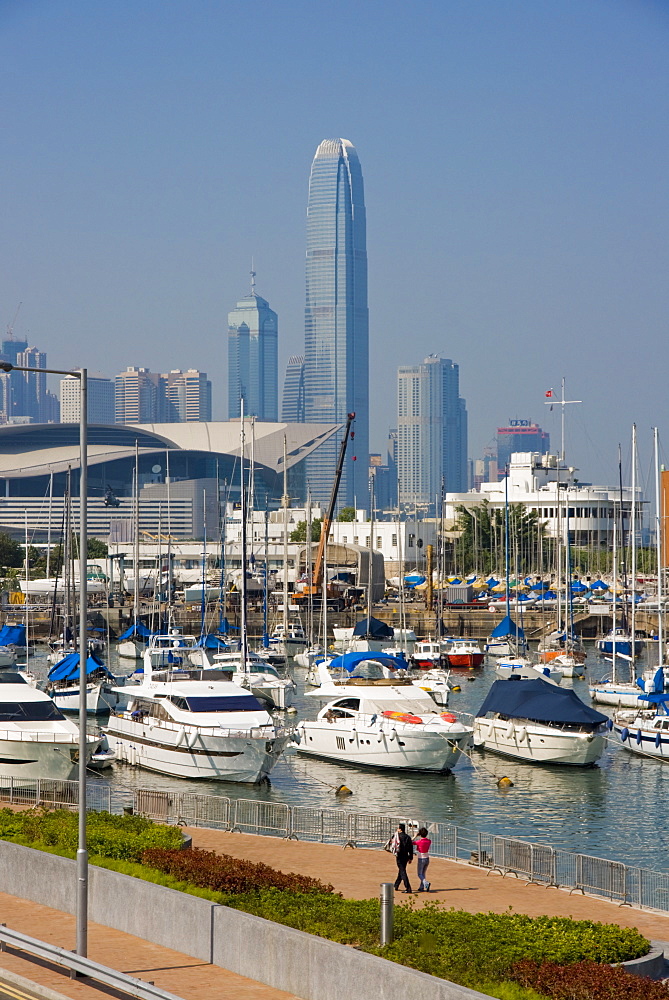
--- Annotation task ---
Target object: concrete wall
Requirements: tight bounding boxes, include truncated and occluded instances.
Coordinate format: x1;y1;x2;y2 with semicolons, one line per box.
0;840;499;1000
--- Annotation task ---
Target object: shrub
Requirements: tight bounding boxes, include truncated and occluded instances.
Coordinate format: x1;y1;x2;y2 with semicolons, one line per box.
141;847;337;896
510;959;669;1000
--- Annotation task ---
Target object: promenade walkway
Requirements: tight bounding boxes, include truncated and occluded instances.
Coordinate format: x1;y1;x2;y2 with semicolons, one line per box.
2;826;669;1000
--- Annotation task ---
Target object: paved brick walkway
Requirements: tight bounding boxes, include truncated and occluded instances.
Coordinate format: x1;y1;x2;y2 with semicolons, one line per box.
186;826;669;943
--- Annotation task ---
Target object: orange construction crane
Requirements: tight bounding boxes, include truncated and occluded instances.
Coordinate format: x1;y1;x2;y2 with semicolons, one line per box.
298;412;355;599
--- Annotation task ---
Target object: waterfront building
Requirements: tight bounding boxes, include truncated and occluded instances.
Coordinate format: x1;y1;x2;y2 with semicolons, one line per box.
227;283;278;421
303;138;368;508
162;369;212;422
497;420;549;477
445;451;640;549
397;356;468;511
61;374;114;424
281;355;305;423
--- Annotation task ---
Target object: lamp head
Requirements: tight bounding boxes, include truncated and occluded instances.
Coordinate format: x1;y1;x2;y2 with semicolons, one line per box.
0;362;13;373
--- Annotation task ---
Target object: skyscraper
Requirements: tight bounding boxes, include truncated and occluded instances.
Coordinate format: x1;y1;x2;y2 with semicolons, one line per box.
61;374;115;424
115;367;159;423
227;280;278;421
303;138;368;507
162;369;212;422
397;356;468;510
281;355;306;423
496;420;549;476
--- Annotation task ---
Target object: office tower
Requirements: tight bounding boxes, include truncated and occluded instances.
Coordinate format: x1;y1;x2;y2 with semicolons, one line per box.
115;367;159;423
162;369;212;422
15;347;46;421
496;420;549;476
61;374;115;424
281;355;306;422
397;356;468;510
0;334;28;420
303;138;368;507
227;279;278;421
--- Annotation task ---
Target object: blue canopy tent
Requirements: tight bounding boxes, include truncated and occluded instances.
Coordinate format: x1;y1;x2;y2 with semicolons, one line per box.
351;617;394;639
476;679;608;728
327;650;408;674
47;652;113;682
117;621;154;641
489;615;525;640
0;624;26;647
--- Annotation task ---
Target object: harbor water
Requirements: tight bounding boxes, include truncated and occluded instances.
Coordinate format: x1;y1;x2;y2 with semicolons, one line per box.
28;643;669;873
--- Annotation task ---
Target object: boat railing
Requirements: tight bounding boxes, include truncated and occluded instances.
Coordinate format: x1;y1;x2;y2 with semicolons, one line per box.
0;729;87;744
320;710;468;733
110;713;292;740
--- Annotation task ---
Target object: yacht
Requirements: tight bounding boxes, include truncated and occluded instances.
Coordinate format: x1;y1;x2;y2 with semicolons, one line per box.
473;678;607;766
596;628;644;658
211;649;297;709
295;661;472;772
613;692;669;759
442;639;485;669
495;656;561;685
590;663;667;708
0;670;100;779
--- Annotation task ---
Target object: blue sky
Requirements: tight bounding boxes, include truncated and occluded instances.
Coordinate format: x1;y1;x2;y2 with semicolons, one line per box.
2;0;668;488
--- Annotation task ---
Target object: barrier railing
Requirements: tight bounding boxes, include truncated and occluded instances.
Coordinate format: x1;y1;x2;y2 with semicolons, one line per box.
3;777;667;913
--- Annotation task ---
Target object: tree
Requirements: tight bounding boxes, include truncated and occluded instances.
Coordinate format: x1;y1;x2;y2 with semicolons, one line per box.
290;519;322;543
455;501;547;576
337;507;356;522
87;538;109;558
0;533;24;569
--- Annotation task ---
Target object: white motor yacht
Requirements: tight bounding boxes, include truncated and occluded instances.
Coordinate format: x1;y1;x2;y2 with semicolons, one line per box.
0;670;100;779
473;678;607;766
104;658;292;782
613;692;669;759
295;663;472;772
211;650;296;709
495;656;561;685
410;668;452;707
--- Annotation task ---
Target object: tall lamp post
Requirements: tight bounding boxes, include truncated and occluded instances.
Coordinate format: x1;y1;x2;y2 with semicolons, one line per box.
0;362;88;956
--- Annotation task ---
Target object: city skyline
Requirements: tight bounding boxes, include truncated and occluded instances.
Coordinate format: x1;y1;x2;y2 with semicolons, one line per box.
2;2;668;484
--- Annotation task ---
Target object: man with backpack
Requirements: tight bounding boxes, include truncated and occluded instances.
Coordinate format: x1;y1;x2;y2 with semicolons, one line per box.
390;823;414;893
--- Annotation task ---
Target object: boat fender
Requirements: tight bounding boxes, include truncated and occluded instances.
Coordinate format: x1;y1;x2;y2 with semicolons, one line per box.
606;718;613;731
517;727;527;742
452;684;461;692
176;728;187;747
292;730;301;745
505;723;515;740
620;727;629;742
656;732;662;749
636;729;643;745
390;727;398;741
440;712;457;723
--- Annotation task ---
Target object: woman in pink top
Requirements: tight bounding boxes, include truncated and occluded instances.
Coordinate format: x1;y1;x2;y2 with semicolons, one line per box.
413;826;432;891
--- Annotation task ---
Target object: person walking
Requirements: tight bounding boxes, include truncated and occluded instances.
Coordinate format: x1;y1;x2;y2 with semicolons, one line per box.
413;826;432;891
391;823;414;893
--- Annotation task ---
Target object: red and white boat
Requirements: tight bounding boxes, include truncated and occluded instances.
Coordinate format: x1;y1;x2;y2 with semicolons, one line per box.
443;639;485;669
412;640;446;669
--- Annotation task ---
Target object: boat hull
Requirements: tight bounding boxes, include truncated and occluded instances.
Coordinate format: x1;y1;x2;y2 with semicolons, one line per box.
104;718;289;783
473;719;604;766
614;724;669;759
0;735;98;780
295;721;469;772
589;685;644;708
445;652;484;669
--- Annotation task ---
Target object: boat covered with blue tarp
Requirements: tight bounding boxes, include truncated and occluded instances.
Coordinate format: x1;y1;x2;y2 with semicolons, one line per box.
477;678;608;728
327;650;407;674
48;652;113;682
0;624;26;647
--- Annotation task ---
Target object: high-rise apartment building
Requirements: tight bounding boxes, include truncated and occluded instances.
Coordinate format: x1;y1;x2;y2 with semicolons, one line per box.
397;356;468;510
61;374;115;424
227;284;278;421
115;366;211;424
303;138;368;507
162;369;212;422
281;355;306;423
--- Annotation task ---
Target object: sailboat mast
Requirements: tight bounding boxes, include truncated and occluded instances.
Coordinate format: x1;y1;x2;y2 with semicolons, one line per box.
240;401;248;670
631;424;637;662
282;435;290;645
133;440;139;627
367;477;375;623
654;427;663;668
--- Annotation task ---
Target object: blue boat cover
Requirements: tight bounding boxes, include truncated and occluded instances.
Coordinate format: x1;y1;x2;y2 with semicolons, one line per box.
328;650;407;673
590;580;609;590
570;581;588;592
486;577;498;587
196;633;233;649
48;652;113;681
535;591;557;601
476;679;608;726
0;624;26;646
352;616;394;639
531;581;549;591
118;622;154;641
489;615;525;640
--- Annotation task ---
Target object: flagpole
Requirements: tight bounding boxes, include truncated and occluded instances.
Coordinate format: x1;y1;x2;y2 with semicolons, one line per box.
545;379;581;464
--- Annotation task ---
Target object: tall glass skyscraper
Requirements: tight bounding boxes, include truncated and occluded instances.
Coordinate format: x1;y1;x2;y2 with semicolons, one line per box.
228;286;278;421
303;139;368;507
281;355;306;423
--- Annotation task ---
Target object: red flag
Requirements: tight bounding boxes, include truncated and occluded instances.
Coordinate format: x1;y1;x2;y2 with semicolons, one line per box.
545;388;554;398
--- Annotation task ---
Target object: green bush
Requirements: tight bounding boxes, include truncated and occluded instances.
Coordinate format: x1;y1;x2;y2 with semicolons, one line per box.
0;808;184;861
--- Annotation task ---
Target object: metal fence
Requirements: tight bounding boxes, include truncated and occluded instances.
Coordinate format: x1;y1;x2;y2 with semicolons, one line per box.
5;777;669;914
132;788;669;913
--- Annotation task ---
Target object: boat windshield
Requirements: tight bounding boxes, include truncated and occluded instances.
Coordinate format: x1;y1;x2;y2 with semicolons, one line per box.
249;664;280;677
367;696;436;715
173;694;265;713
0;701;66;722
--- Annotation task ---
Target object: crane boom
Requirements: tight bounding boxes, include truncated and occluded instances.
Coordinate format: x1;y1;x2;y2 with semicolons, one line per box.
310;412;355;595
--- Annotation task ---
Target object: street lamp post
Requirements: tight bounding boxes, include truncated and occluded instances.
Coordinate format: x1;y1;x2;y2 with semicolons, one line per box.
0;362;88;956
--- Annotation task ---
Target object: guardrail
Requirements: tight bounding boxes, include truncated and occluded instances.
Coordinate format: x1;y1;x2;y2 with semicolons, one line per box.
133;788;669;912
3;776;669;914
0;923;183;1000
